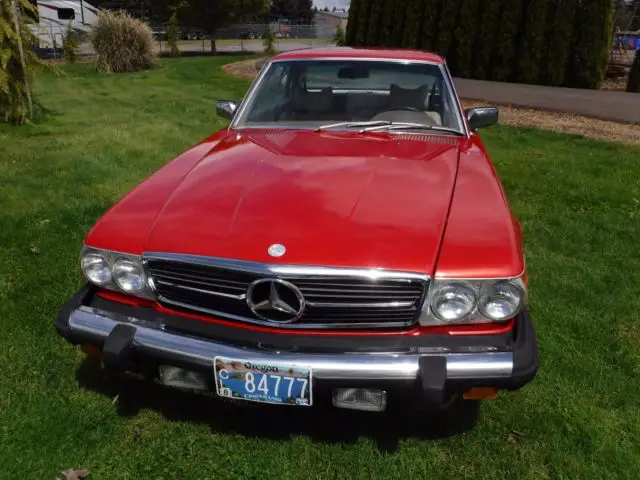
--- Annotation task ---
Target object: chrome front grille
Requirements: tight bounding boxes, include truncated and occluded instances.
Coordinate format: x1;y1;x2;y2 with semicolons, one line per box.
145;254;428;329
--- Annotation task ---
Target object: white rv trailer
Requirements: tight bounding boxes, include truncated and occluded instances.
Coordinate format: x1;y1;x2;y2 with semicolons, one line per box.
29;0;99;50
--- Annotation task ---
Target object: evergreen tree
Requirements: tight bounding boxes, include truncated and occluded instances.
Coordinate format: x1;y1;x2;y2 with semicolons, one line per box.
0;0;48;124
378;0;395;46
569;0;616;89
492;0;524;82
365;0;385;45
63;21;80;63
453;0;480;78
435;0;461;60
420;0;443;51
473;0;503;80
627;48;640;92
540;0;576;86
518;0;551;84
346;0;361;45
402;0;425;49
389;0;406;47
355;0;371;45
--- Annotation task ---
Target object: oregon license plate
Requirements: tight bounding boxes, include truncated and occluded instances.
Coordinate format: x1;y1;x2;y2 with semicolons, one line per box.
214;357;312;406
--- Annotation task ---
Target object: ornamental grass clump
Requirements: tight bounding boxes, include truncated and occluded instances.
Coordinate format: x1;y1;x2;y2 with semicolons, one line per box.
90;10;156;73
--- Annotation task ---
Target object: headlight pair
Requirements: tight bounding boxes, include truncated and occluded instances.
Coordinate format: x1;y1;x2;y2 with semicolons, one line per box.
80;247;154;298
420;277;526;325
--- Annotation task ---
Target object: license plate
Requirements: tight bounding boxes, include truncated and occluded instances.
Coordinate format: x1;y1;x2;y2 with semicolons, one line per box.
214;357;312;406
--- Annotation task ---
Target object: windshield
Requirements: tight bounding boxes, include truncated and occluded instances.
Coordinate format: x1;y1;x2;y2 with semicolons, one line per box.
235;60;465;133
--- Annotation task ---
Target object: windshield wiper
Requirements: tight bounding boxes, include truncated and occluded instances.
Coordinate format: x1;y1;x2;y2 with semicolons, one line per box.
315;120;392;131
359;122;465;136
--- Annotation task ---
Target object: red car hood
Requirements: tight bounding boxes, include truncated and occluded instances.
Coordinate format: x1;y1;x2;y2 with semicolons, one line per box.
143;130;461;274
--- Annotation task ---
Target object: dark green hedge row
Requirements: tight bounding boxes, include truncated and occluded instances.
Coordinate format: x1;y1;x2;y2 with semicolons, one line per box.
346;0;616;89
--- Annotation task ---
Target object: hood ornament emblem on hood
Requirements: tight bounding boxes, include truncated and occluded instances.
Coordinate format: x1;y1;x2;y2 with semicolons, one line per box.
268;243;286;258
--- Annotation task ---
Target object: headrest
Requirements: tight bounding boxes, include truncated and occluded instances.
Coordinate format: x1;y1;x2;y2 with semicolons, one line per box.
291;88;334;113
389;84;429;109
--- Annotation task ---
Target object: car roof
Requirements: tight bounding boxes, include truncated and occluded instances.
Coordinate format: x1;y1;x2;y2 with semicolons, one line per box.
272;47;445;64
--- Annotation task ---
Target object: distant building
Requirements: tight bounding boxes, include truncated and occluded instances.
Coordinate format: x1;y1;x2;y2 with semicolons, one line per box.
314;10;348;37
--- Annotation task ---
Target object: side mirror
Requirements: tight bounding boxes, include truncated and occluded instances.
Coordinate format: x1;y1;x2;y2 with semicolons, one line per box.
216;100;238;120
465;107;499;130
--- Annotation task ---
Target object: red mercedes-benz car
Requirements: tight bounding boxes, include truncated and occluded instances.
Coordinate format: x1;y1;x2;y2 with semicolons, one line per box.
57;48;537;417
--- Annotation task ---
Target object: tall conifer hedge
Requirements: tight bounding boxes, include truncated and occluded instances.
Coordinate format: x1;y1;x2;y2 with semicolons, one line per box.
344;0;616;89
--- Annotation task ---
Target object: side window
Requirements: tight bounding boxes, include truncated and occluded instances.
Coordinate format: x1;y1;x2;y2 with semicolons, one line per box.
58;8;75;20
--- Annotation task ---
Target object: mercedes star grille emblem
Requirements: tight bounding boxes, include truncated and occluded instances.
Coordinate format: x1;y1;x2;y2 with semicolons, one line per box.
246;278;305;323
268;243;286;257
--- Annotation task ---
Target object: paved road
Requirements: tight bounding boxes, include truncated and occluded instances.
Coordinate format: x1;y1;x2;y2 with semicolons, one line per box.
454;77;640;124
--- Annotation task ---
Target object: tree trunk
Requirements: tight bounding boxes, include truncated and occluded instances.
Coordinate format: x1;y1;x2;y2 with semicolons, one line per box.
210;37;217;53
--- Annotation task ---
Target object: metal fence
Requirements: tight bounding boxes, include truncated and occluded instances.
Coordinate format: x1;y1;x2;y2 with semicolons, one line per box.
37;23;336;59
154;23;335;55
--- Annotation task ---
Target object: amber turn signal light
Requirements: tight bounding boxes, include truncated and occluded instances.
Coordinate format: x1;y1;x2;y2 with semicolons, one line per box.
80;344;103;358
463;387;498;400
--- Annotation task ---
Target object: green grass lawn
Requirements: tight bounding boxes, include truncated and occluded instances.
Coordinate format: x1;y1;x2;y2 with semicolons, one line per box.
1;57;640;479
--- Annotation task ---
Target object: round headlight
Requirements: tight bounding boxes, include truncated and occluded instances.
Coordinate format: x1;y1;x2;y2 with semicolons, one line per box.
112;258;146;293
81;253;111;285
431;284;476;322
479;281;523;321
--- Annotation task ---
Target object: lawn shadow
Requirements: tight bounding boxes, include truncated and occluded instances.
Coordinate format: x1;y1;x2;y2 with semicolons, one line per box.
76;358;479;452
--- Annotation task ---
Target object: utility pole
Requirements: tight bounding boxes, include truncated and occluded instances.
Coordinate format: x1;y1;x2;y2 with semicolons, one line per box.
80;0;85;25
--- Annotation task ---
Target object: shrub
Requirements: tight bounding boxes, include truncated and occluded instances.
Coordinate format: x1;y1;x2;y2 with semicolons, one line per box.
166;11;180;57
263;27;276;54
518;0;550;84
540;0;576;86
473;0;504;80
63;22;80;63
420;0;443;51
0;0;48;124
568;0;616;89
627;48;640;92
333;25;346;46
90;10;156;73
453;0;480;78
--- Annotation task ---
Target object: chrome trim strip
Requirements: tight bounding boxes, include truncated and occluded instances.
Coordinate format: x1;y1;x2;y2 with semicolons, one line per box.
306;301;416;309
230;58;274;128
157;296;416;330
155;280;246;300
144;253;430;282
440;61;470;137
69;306;514;381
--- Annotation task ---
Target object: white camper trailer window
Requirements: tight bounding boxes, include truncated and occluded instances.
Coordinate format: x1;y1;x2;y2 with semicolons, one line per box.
58;8;75;20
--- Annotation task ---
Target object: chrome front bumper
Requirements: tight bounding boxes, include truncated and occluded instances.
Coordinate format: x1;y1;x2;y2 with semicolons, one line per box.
56;285;538;406
66;305;514;382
